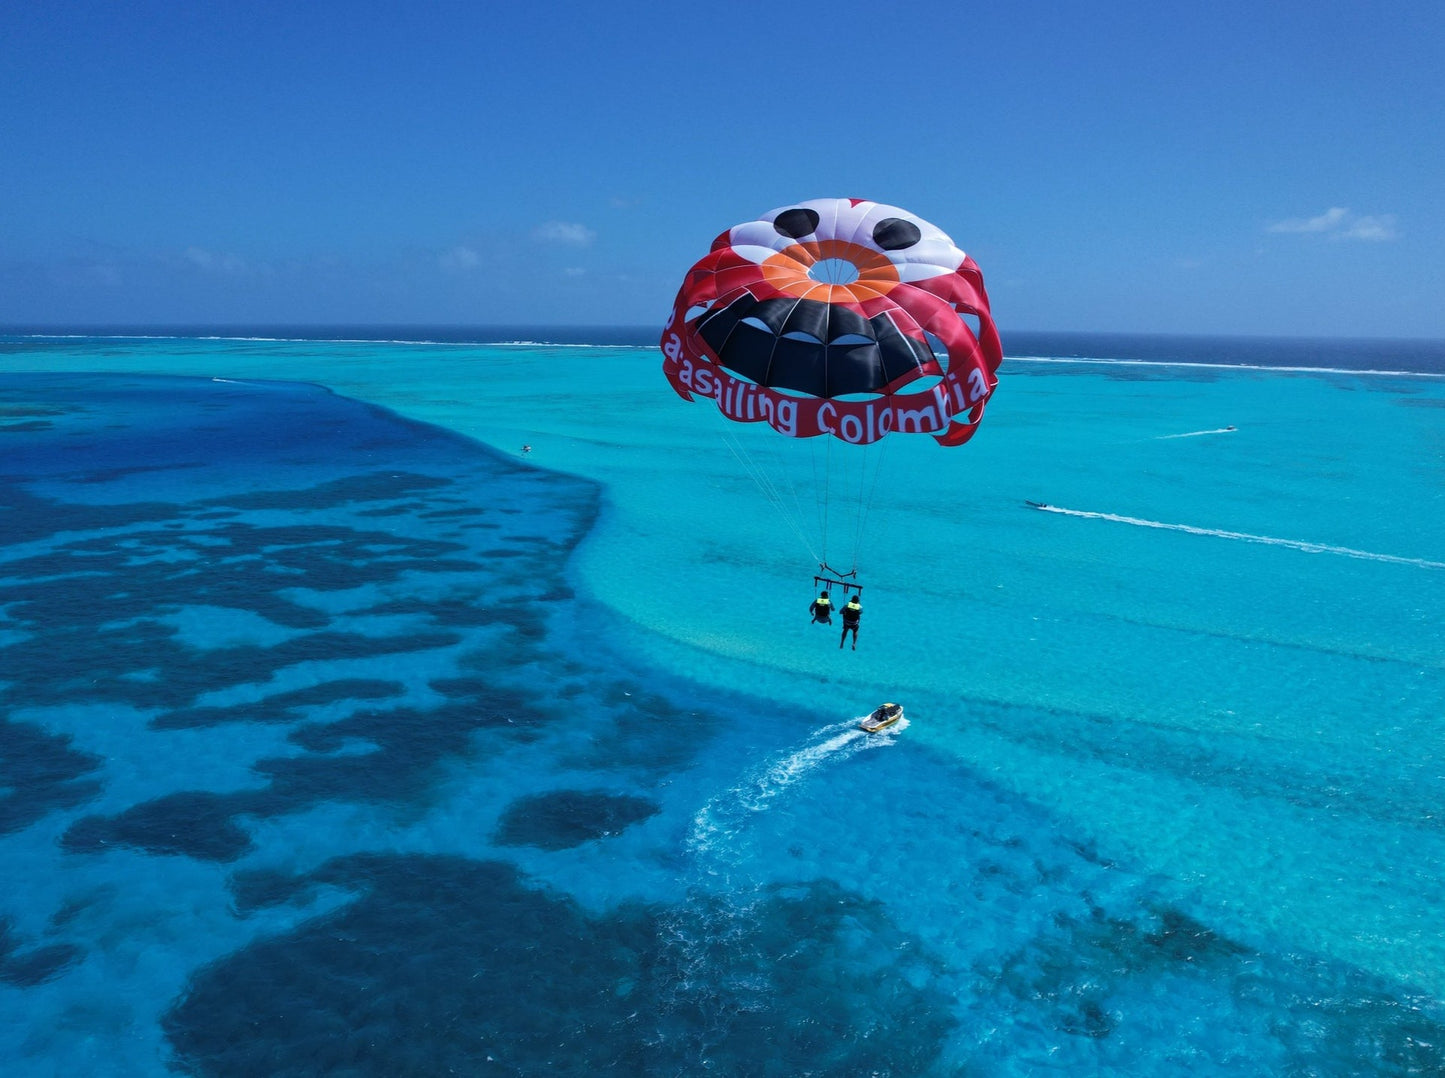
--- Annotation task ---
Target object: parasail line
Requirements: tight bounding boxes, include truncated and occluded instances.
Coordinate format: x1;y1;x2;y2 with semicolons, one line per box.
850;432;889;576
826;433;838;563
758;427;818;564
1034;504;1445;569
719;429;821;565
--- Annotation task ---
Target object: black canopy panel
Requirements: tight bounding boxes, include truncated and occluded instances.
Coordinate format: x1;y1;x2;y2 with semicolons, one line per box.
697;293;933;398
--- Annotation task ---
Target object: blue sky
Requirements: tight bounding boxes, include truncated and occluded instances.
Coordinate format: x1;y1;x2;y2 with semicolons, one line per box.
3;0;1442;337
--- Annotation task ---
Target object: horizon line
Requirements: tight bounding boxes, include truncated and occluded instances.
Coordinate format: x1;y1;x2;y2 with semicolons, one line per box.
4;323;1445;346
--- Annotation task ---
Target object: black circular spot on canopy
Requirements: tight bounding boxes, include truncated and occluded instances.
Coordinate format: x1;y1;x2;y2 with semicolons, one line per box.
872;217;922;251
773;208;820;239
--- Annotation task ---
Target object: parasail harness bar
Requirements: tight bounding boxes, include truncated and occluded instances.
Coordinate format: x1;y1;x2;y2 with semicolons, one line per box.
814;564;863;599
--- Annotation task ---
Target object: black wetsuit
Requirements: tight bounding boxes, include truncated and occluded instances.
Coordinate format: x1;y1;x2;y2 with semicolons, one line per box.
839;602;861;648
810;598;833;624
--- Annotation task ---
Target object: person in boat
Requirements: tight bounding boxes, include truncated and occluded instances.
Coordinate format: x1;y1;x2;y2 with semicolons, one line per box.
809;590;833;624
839;595;862;650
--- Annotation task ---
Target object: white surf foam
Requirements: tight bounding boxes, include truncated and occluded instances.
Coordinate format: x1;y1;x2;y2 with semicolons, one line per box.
1035;505;1445;570
8;333;636;349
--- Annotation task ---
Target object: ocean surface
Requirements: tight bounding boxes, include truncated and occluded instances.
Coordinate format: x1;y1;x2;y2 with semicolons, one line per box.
1;328;1442;1075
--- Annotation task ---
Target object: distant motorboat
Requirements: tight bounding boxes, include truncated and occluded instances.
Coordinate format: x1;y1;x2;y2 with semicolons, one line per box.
860;702;903;733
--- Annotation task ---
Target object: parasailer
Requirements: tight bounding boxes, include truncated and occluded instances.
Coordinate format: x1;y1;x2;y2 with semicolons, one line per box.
839;594;863;650
809;590;833;624
660;198;1002;612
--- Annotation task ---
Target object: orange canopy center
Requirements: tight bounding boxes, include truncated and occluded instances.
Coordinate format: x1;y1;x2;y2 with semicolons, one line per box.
759;240;901;304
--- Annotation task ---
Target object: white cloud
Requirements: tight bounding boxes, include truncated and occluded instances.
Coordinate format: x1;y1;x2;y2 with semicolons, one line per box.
533;221;596;246
439;245;481;271
564;266;586;277
1340;214;1398;241
183;246;248;273
1266;207;1398;241
1268;207;1348;234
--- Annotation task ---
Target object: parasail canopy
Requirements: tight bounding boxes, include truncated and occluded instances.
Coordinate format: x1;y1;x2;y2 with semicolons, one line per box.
661;198;1002;447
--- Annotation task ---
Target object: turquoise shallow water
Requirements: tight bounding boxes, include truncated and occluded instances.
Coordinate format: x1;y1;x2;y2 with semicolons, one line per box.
1;333;1443;1073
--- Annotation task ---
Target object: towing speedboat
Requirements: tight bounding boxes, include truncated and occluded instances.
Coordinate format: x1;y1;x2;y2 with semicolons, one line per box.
860;702;904;733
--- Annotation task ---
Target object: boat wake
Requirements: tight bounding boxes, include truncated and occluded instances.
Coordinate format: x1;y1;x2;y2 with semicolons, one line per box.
1157;426;1237;438
1036;505;1445;570
688;716;906;856
659;711;899;1056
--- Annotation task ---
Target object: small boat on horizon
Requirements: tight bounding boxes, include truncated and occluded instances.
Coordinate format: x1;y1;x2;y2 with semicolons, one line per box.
860;702;904;733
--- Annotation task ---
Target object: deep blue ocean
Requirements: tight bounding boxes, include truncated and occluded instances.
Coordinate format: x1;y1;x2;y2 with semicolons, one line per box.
2;328;1442;1075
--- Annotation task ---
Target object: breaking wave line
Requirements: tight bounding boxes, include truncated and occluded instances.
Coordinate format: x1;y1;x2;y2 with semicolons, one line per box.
1036;505;1445;569
1010;356;1445;379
